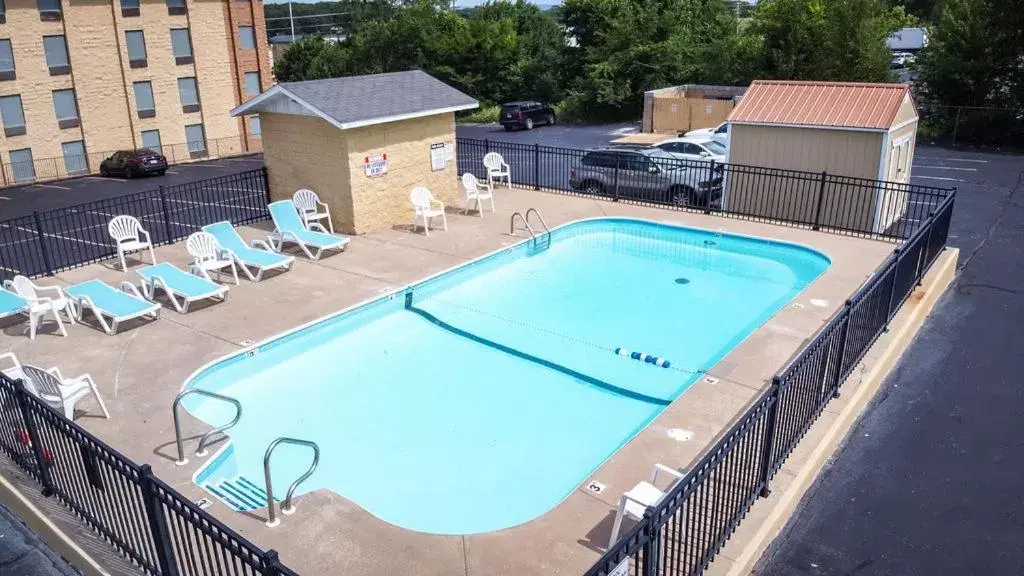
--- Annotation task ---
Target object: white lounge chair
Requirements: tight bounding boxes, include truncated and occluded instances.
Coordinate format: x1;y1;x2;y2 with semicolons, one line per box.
483;152;511;189
202;221;294;282
410;187;448;236
21;363;109;420
108;215;156;271
608;464;685;547
267;201;349;260
136;262;228;314
461;173;495;216
0;285;28;321
64;279;161;335
292;189;334;234
186;232;239;285
4;276;74;339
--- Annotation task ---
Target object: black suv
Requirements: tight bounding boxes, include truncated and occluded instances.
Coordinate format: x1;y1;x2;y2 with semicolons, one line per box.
99;149;168;178
499;101;556;131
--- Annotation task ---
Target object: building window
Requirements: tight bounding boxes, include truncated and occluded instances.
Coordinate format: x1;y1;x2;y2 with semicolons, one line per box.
9;148;35;183
141;129;162;154
239;26;255;50
52;89;80;129
177;76;200;113
125;31;147;68
166;0;186;16
185;123;206;158
43;35;70;75
170;28;193;65
133;81;155;118
0;94;26;137
249;116;261;138
244;71;260;96
0;39;14;81
62;140;88;175
0;0;6;24
120;0;139;17
37;0;61;21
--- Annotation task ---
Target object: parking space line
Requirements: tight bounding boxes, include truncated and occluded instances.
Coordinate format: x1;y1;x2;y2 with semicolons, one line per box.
187;163;225;168
914;156;988;163
913;165;977;171
165;170;179;174
913;175;963;182
34;183;72;190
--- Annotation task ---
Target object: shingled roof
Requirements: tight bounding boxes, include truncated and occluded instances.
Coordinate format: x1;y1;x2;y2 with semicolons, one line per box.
231;70;478;130
728;80;913;131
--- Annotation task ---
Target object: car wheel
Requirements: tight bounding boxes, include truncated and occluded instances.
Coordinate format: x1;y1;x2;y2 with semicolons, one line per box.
582;181;605;195
547;114;556;126
125;167;135;179
671;186;697;207
525;118;534;130
504;125;513;132
100;166;109;177
157;170;166;177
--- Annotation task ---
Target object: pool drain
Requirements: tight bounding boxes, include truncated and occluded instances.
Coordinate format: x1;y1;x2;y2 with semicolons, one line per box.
704;240;717;246
674;277;690;285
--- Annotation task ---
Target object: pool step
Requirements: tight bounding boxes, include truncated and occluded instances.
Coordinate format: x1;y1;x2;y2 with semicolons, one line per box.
203;476;273;512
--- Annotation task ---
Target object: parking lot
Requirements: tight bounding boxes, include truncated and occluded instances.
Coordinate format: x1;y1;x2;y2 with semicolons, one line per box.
0;154;265;220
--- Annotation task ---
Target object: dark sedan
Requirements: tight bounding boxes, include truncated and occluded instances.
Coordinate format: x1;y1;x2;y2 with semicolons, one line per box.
99;149;168;178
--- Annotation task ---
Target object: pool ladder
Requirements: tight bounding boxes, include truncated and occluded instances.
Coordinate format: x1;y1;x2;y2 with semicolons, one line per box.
172;389;242;466
510;208;551;251
263;437;320;527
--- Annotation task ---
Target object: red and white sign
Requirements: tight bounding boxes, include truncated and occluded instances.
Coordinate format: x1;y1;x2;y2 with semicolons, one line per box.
364;153;388;178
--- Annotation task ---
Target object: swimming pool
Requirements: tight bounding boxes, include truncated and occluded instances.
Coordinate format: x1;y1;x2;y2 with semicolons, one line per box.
183;218;829;535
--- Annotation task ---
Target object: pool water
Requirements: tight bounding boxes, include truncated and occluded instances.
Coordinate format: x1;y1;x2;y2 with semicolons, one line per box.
185;218;829;534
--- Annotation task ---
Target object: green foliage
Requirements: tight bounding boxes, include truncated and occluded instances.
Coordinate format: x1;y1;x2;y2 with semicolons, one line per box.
272;36;348;82
457;105;500;124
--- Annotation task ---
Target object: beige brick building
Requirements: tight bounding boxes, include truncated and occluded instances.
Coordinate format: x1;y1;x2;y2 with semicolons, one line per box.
232;71;478;234
0;0;272;186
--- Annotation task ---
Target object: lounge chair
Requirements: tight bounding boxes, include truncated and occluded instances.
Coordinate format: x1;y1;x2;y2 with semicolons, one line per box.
108;215;156;271
267;200;349;260
64;279;161;335
293;188;335;233
202;221;294;282
0;285;28;321
186;232;239;285
483;152;511;189
19;359;109;420
136;262;228;314
608;464;685;547
4;276;75;339
461;173;495;216
410;187;448;236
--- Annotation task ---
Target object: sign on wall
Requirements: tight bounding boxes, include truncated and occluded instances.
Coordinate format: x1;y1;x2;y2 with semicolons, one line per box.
364;153;388;178
430;143;446;172
444;140;455;162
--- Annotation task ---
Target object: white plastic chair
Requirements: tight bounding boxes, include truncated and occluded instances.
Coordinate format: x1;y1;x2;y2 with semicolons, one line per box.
4;276;74;339
292;189;334;234
108;215;155;271
409;187;448;236
483;152;511;189
461;173;495;216
608;464;685;547
186;232;239;285
21;364;109;420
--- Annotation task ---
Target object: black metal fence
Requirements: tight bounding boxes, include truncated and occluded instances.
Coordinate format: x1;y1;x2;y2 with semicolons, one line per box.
0;372;299;576
583;192;955;576
456;137;950;241
0;168;269;282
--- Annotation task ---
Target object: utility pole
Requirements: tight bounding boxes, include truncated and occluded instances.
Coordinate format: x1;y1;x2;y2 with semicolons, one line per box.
289;1;295;39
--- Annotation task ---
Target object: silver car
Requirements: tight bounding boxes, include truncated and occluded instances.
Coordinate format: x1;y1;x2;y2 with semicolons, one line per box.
569;147;722;207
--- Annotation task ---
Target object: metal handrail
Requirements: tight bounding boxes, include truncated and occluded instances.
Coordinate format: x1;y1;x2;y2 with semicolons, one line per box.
509;211;536;239
263;437;320;528
525;208;550;238
172;389;242;466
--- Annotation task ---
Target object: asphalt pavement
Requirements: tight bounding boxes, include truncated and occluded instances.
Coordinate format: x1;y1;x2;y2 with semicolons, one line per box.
755;146;1024;575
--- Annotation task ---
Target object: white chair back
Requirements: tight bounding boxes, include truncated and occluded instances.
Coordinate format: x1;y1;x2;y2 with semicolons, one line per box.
186;232;221;263
462;173;481;193
10;276;39;301
20;365;62;408
292;189;320;213
409;187;434;210
483;153;505;172
108;215;143;243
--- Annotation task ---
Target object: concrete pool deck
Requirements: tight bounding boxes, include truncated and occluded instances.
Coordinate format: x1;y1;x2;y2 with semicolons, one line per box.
0;188;895;575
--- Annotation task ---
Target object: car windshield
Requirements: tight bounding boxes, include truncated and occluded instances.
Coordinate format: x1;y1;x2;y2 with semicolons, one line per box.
702;141;727;155
645;148;685;171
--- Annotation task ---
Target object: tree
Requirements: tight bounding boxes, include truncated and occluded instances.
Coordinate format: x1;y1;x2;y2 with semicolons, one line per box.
272;36;348;82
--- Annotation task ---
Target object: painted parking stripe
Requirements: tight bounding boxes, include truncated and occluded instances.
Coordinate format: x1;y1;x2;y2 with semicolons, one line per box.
914;156;987;163
188;163;226;168
912;165;977;171
3;222;111;248
34;183;72;190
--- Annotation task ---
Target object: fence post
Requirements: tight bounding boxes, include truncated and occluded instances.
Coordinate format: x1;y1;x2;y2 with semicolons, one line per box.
13;380;56;497
533;143;540;190
612;161;620;202
832;301;853;398
484;139;491;155
31;211;55;276
158;186;173;242
757;377;782;497
640;510;660;576
706;160;716;214
139;465;180;576
261;166;271;206
951;106;961;147
884;249;902;329
812;171;828;230
261;549;283;576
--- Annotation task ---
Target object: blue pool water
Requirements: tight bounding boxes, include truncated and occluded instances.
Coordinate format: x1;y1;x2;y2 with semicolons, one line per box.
185;218;829;534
